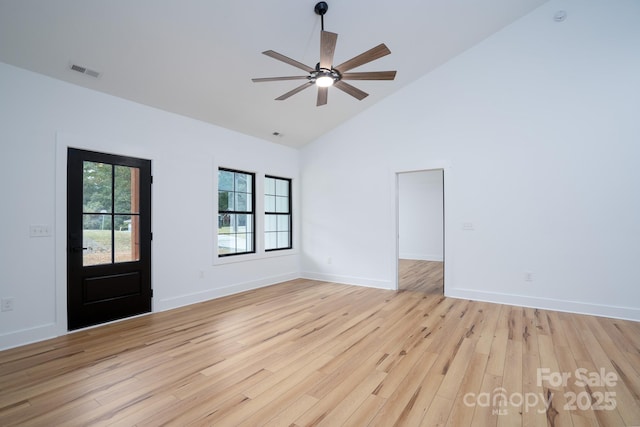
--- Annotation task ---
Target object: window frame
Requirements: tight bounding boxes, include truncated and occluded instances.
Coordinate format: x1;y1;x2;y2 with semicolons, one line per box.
264;175;293;252
217;167;256;257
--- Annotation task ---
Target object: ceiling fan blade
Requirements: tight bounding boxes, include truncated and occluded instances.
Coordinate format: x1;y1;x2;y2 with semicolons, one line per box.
262;50;314;72
341;71;397;81
334;81;368;100
317;87;328;106
275;82;313;101
334;43;391;73
252;76;309;82
320;31;338;69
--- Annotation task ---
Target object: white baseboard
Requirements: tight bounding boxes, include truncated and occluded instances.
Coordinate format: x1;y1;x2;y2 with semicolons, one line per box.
446;288;640;322
399;253;443;262
0;273;299;351
300;271;393;290
155;272;299;312
0;322;59;351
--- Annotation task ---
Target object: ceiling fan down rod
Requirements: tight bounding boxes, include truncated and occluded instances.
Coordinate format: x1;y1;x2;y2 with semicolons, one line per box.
315;2;329;31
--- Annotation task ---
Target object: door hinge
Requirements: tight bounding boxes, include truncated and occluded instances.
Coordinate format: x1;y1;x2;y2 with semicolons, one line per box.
150;232;153;241
151;289;154;298
150;175;153;184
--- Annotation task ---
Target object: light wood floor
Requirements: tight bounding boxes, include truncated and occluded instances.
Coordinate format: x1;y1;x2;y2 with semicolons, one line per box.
1;279;639;426
399;259;443;294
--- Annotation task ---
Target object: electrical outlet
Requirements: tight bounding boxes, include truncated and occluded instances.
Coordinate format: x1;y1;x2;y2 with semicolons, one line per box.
1;297;15;312
524;272;533;282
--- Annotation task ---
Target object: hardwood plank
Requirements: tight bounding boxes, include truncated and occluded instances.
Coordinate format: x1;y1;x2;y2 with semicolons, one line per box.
0;278;638;426
445;352;489;427
398;259;443;294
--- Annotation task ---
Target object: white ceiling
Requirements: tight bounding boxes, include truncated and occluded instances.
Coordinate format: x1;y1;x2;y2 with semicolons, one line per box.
0;0;549;148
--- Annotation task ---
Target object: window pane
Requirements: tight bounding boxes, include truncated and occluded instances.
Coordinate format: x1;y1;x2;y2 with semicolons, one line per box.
265;194;275;212
275;179;289;197
83;161;112;213
218;213;234;255
234;173;247;193
246;233;254;251
114;215;140;263
83;214;112;266
218;235;235;255
218;170;234;191
265;232;277;250
218;213;231;230
219;191;234;211
265;177;276;195
236;233;248;252
277;232;290;249
235;192;252;212
275;196;289;213
265;214;277;232
235;214;253;233
277;215;290;231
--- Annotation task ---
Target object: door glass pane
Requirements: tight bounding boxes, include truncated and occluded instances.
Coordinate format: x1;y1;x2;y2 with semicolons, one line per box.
83;214;112;266
115;166;139;214
83;161;112;213
115;215;140;263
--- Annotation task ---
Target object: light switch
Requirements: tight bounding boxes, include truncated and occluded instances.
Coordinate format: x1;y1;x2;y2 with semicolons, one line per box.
29;224;51;237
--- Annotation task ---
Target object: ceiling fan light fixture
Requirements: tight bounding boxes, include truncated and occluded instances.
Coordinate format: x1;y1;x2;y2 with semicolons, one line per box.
316;75;335;87
311;68;339;87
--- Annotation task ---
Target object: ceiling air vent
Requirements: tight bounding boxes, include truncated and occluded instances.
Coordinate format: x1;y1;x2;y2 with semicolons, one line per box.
70;63;101;78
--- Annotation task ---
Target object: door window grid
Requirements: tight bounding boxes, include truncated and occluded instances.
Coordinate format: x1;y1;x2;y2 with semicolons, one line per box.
218;168;255;256
265;176;292;251
82;161;140;266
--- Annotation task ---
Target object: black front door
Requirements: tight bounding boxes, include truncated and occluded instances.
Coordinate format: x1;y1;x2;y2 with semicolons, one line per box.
67;148;152;330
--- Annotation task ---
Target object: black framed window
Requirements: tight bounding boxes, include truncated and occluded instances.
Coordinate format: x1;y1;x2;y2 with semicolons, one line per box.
265;176;292;251
218;168;255;256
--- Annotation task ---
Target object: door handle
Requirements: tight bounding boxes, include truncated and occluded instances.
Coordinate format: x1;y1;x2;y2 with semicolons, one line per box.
71;247;88;253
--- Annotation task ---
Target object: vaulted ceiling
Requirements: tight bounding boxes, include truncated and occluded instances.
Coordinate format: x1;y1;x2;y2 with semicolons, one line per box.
0;0;548;147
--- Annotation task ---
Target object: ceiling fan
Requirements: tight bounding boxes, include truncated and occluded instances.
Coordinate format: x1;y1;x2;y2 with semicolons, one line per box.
252;1;397;106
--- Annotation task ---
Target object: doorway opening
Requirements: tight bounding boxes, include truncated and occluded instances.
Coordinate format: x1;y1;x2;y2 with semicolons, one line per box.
396;169;444;294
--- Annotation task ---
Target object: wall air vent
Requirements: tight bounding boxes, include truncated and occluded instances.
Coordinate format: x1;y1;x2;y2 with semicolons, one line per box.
69;63;101;78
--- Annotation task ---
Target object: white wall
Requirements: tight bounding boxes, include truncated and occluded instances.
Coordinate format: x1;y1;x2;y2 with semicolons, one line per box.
398;170;444;261
301;0;640;320
0;62;300;350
